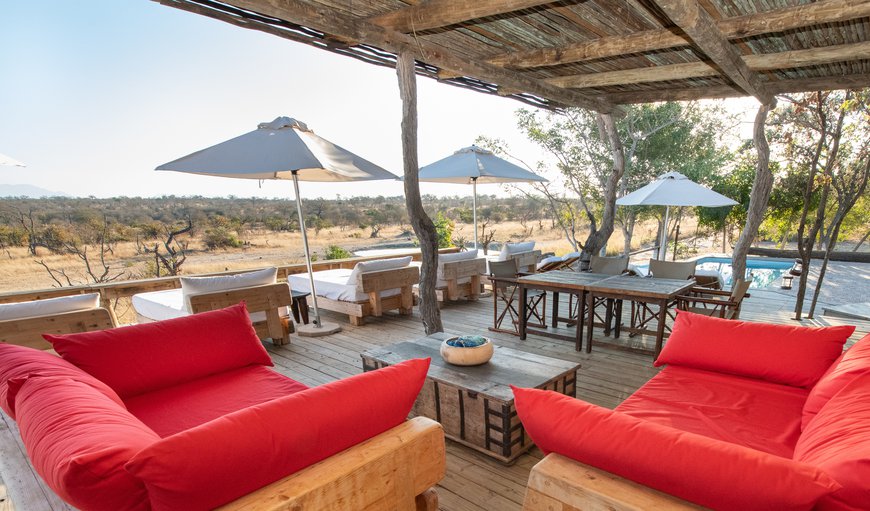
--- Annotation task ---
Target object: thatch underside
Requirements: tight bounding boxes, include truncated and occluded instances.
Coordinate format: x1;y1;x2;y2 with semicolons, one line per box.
157;0;870;112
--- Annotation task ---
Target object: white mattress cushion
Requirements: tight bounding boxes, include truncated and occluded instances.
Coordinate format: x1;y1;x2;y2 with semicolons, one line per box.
180;267;278;312
289;269;402;302
537;255;564;269
133;288;280;323
346;256;413;285
498;241;536;261
0;293;101;321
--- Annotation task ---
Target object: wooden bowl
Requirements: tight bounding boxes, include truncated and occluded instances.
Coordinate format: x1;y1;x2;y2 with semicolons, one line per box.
440;337;494;366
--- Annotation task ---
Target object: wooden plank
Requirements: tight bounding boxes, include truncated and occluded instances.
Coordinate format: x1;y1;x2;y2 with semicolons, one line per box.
368;0;555;33
189;282;294;345
0;308;115;350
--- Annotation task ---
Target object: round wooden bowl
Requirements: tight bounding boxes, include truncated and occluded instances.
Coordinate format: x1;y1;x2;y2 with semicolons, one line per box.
440;337;494;366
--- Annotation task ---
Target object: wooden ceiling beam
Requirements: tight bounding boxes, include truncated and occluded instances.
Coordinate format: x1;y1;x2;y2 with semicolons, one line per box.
367;0;558;33
212;0;618;113
546;41;870;89
605;73;870;104
651;0;771;102
488;0;870;68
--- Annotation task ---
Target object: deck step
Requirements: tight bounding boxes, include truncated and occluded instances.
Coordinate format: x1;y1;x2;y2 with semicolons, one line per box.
824;302;870;321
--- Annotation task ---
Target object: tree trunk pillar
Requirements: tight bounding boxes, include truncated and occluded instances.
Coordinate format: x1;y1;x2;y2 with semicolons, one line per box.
397;51;443;334
732;100;776;285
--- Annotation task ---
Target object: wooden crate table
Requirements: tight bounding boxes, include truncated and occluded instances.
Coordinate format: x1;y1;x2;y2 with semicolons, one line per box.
360;333;580;464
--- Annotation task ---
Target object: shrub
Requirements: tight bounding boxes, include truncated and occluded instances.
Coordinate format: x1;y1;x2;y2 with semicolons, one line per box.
434;212;454;249
203;227;242;250
325;245;353;260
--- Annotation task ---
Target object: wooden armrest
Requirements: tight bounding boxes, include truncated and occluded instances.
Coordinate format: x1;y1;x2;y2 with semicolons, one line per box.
677;295;737;307
687;287;731;297
524;454;704;511
189;283;293;344
358;266;420;293
221;417;446;511
0;308;115;350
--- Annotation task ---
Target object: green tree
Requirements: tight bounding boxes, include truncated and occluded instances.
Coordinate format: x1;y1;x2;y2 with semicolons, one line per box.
434;212;454;249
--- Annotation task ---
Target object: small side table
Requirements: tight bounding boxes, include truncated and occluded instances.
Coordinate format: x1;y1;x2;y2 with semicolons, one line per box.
291;290;311;325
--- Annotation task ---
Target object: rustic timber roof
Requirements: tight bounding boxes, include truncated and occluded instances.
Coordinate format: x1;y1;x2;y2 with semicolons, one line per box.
158;0;870;113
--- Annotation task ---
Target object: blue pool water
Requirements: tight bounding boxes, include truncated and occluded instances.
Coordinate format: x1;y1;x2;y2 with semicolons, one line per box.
636;257;793;289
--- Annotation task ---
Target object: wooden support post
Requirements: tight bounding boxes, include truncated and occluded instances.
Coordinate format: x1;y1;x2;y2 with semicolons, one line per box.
397;51;443;334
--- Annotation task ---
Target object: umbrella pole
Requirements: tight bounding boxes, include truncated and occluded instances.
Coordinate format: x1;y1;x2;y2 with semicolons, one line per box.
659;206;670;260
472;178;478;251
291;172;340;336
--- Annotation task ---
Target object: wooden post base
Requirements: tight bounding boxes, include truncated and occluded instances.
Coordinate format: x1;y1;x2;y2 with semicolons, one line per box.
296;321;342;337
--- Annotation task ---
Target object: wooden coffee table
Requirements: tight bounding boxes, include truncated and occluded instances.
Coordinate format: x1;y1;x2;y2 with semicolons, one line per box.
361;333;581;464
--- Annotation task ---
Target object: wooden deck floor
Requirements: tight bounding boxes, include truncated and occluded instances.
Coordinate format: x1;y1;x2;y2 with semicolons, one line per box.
1;288;868;511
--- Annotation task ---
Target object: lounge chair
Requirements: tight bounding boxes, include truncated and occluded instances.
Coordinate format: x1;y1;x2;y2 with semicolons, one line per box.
288;256;419;326
536;251;583;272
0;293;114;350
132;267;294;345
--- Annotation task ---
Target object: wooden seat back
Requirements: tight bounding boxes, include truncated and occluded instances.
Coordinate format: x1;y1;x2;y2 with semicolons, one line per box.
511;250;542;274
589;255;629;275
189;283;293;345
357;266;420;318
649;259;695;280
0;308;115;350
441;257;486;301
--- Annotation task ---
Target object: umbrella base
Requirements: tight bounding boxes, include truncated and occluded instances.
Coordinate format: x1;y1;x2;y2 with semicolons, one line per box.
296;321;342;337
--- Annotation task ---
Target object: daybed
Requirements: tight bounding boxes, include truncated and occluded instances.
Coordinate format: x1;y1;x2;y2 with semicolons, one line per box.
288;256;419;325
132;267;294;345
0;303;446;511
0;293;114;350
516;311;868;511
413;250;487;305
484;241;542;274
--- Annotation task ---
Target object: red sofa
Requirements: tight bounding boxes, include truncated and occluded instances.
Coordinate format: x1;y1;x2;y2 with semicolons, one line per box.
516;311;869;511
0;303;446;511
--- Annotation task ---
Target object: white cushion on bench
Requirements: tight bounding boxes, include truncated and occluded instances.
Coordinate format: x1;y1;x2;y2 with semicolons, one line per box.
180;267;278;313
0;293;101;321
289;269;403;303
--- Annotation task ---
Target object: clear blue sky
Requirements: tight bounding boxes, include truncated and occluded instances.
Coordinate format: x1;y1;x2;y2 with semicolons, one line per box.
0;0;758;199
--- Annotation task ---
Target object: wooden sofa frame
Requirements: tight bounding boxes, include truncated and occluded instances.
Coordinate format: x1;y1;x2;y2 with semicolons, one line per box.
189;283;294;345
222;417;446;511
435;257;486;305
315;266;420;326
512;250;542;274
523;453;704;511
0;308;115;350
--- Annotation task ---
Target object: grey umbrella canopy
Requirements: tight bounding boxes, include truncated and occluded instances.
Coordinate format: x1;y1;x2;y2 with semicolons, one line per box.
418;145;547;249
157;116;398;336
0;152;26;167
616;172;737;259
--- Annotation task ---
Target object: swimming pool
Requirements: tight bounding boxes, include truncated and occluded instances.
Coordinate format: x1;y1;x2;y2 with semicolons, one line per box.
635;256;793;289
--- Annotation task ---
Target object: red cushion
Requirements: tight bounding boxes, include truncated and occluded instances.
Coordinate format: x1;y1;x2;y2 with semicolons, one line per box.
794;371;870;510
125;365;309;437
656;311;853;387
14;376;159;511
125;358;430;511
45;303;273;398
513;387;840;510
617;365;809;457
803;333;870;430
0;343;124;419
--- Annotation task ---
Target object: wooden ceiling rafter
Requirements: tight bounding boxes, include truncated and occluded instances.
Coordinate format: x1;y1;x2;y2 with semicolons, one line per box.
366;0;559;33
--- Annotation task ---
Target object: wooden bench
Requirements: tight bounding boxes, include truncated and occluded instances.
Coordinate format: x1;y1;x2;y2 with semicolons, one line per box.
189;283;295;345
0;308;115;350
315;266;419;326
221;417;446;511
436;256;486;304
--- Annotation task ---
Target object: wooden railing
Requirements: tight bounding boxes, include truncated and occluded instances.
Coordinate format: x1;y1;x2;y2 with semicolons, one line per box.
0;248;460;324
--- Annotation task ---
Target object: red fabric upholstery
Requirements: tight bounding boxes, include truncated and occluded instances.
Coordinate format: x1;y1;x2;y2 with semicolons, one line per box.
513;387;840;510
125;358;430;511
795;371;870;511
45;303;272;398
0;343;124;419
656;311;853;388
14;376;159;511
803;333;870;430
125;365;309;437
617;365;808;457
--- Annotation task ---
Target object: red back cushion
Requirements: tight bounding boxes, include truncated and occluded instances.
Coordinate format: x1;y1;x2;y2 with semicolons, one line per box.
125;358;430;511
0;343;124;419
14;376;158;511
45;303;272;398
794;371;870;510
656;311;853;387
802;333;870;430
513;387;840;510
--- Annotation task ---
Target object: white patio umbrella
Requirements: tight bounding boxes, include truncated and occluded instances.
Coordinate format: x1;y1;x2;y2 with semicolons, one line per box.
418;145;547;249
616;171;737;260
0;152;26;167
156;116;398;336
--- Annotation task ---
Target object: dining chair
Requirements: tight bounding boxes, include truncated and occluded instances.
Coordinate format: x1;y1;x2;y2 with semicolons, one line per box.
631;259;696;337
488;259;547;335
677;279;752;320
574;255;629;335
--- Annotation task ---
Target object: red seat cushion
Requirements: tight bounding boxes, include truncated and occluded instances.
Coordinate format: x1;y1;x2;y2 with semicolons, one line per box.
656;311;853;388
125;358;430;511
125;365;309;437
617;365;808;457
802;333;870;430
0;343;124;419
13;376;159;511
794;371;870;510
45;303;272;398
514;387;840;510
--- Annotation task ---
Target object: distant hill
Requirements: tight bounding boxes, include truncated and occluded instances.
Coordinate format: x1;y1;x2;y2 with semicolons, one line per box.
0;184;69;198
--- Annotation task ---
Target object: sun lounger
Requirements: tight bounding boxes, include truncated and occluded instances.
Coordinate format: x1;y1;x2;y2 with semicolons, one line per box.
0;293;114;350
413;250;487;305
537;251;583;272
288;256;419;326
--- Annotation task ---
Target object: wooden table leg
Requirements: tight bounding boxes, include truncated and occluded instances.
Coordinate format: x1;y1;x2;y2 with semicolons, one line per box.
551;291;560;328
585;291;595;354
614;299;623;338
604;298;613;336
655;298;667;358
519;285;528;340
574;291;584;352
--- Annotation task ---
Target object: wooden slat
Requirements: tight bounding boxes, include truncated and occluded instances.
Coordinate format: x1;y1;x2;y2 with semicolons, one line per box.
368;0;555;33
0;309;115;350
